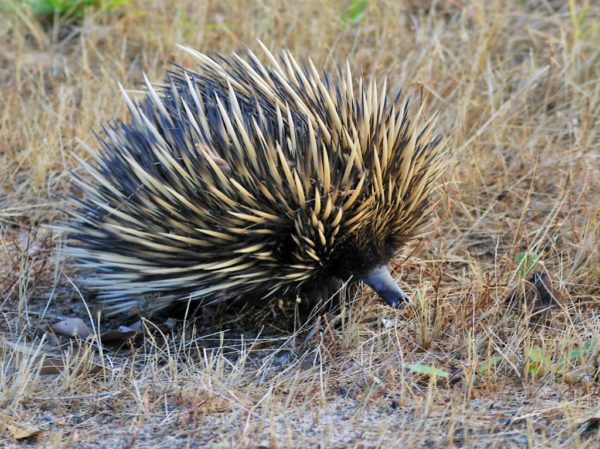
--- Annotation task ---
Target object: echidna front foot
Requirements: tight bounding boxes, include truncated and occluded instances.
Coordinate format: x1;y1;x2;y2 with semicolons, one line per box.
361;265;410;308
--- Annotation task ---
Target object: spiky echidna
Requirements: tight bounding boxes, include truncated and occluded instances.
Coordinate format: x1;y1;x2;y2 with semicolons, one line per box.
67;45;446;316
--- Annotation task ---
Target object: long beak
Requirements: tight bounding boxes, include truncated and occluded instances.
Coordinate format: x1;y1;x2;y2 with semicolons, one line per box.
360;265;410;308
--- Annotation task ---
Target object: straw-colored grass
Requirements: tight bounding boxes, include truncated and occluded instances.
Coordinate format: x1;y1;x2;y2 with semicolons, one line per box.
1;1;599;447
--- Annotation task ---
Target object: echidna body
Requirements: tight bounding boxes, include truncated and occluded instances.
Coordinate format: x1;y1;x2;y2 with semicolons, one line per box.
67;45;446;315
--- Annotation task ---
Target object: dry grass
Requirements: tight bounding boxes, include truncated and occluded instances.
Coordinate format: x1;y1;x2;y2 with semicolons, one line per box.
1;0;600;448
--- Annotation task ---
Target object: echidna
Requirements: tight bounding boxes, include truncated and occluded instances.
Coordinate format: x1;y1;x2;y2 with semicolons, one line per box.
67;44;446;316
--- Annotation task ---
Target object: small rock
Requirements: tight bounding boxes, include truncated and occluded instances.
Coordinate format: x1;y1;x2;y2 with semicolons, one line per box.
51;318;91;339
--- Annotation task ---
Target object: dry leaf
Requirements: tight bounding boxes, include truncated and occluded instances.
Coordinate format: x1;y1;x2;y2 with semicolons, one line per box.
100;325;137;342
129;320;143;332
0;412;42;441
38;357;67;375
37;356;104;376
506;271;562;314
196;143;231;173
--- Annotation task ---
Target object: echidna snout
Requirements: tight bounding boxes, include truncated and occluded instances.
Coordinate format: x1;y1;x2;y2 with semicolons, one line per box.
360;265;410;308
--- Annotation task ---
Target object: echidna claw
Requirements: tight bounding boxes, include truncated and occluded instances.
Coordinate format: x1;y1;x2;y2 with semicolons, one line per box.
361;265;411;309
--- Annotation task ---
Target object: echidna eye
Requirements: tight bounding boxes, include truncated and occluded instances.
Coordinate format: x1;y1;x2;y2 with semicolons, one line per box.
274;231;296;264
385;235;400;256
